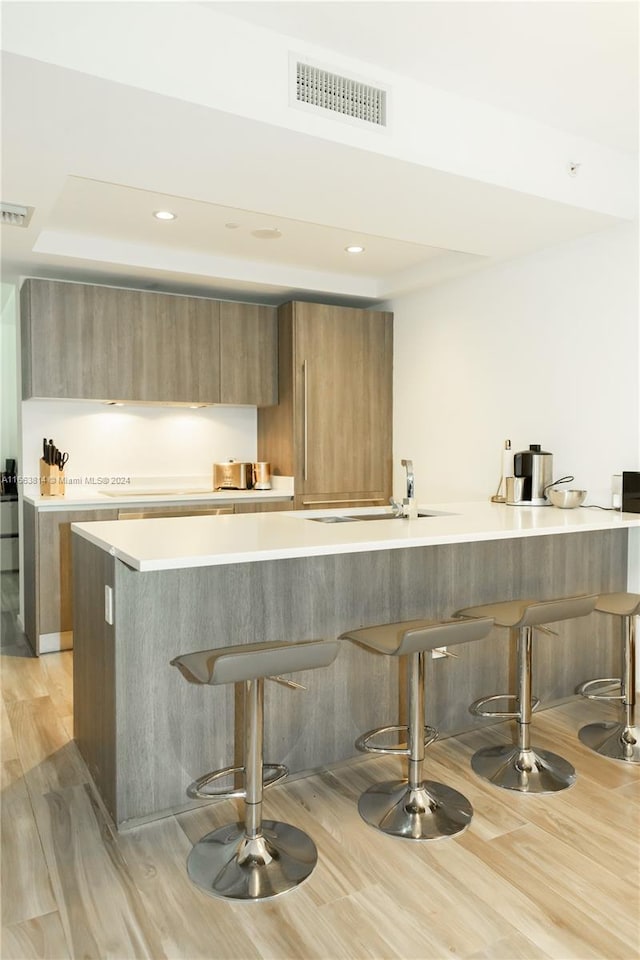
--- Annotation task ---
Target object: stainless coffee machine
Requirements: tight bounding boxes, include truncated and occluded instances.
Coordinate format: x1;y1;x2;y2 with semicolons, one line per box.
508;444;553;506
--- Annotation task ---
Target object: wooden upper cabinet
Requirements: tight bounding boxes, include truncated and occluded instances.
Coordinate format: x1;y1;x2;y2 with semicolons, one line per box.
220;301;277;406
137;295;220;403
20;279;276;406
21;279;95;399
258;301;393;505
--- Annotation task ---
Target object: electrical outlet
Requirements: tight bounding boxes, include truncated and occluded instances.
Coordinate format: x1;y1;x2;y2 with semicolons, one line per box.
104;585;114;625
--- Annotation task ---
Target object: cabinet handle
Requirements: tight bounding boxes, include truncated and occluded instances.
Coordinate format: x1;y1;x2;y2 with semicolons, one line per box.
301;498;385;507
302;360;308;481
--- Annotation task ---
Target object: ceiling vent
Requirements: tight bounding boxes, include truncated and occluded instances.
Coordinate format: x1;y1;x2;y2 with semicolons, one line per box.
295;61;387;127
1;202;33;227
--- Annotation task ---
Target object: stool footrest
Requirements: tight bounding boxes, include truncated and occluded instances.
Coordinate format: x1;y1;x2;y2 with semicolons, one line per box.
576;677;623;702
187;762;288;800
469;693;540;719
355;723;438;756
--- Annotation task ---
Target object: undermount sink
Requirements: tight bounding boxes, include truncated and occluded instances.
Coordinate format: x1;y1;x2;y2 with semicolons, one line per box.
309;511;447;523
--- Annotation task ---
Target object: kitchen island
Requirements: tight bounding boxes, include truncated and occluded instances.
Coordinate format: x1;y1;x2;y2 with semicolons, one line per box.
71;502;639;828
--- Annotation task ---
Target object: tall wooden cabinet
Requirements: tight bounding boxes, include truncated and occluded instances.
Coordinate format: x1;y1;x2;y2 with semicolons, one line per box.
258;301;393;509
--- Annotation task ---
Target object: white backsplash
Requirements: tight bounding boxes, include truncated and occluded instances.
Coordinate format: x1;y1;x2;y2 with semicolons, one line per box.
21;399;258;495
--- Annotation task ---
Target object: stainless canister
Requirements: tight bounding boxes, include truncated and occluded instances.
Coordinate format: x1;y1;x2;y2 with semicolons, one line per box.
252;462;271;490
505;476;526;505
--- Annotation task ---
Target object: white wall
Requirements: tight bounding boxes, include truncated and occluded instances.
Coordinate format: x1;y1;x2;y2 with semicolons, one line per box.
391;221;639;507
21;400;257;493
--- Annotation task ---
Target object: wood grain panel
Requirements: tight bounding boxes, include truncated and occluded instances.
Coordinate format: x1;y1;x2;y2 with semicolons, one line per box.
72;536;117;821
22;501;38;650
140;293;220;403
37;509;117;639
258;302;295;475
219;301;277;406
84;284;147;400
294;302;393;498
233;499;292;513
257;301;393;502
21;281;87;399
71;528;628;825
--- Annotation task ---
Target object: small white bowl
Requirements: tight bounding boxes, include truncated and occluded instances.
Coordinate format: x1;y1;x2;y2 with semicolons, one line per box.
547;488;587;509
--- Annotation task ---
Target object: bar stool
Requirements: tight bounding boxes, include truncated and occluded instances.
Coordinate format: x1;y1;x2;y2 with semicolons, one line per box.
455;594;598;793
577;592;639;763
170;638;339;901
339;617;493;840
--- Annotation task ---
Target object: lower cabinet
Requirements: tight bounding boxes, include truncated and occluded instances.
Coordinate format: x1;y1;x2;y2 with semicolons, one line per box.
23;498;293;653
23;503;118;654
234;500;291;513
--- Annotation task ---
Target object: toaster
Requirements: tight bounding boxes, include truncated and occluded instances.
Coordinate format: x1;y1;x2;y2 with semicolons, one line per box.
213;460;252;490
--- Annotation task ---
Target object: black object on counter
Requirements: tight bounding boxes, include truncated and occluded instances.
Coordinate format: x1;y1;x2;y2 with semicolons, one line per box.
622;472;640;513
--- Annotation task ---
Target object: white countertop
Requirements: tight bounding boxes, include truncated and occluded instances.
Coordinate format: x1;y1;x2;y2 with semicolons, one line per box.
23;480;293;511
71;501;640;572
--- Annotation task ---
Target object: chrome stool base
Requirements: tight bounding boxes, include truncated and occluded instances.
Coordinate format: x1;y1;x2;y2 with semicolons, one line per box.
358;779;473;840
578;722;640;763
187;820;317;901
471;745;576;793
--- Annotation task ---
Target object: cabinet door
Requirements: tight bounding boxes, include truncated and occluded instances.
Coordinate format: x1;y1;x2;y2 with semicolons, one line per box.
86;285;149;401
22;280;95;399
220;302;277;406
140;295;220;403
294;303;393;497
21;280;221;404
37;509;118;642
22;280;149;401
234;500;292;513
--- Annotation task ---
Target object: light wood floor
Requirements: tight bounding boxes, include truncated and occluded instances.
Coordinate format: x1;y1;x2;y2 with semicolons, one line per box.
1;583;639;959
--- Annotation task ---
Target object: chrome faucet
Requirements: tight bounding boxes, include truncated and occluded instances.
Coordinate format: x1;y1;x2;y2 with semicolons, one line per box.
401;459;417;519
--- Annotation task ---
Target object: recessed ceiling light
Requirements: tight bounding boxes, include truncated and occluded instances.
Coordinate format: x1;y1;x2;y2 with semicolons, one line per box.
153;210;177;221
345;244;365;254
225;222;240;230
251;228;282;240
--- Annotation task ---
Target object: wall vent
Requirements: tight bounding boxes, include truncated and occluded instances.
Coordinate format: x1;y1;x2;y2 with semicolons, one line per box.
1;202;33;228
295;62;386;126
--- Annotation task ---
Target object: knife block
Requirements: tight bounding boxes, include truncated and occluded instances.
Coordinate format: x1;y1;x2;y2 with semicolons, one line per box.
39;459;65;498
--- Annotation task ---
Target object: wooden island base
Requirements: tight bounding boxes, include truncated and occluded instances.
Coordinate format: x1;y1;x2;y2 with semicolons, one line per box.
73;528;627;828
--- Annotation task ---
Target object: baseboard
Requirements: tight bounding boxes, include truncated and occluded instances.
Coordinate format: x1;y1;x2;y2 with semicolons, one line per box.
38;631;73;654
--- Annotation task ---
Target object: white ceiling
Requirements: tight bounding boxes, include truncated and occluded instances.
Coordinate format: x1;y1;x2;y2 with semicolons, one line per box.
1;1;637;305
215;1;639;154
